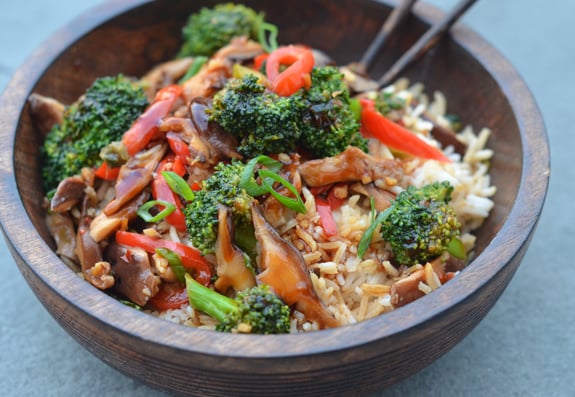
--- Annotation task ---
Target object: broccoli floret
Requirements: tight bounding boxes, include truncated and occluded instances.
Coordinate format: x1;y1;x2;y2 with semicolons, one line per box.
41;75;148;193
210;67;367;159
362;181;462;266
296;66;367;157
209;74;302;158
185;274;290;334
177;3;265;58
184;161;253;255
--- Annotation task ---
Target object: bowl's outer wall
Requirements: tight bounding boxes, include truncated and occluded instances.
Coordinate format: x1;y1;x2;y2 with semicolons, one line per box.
0;0;548;396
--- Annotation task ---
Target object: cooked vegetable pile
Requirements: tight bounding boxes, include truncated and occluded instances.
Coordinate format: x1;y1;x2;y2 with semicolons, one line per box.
31;3;495;333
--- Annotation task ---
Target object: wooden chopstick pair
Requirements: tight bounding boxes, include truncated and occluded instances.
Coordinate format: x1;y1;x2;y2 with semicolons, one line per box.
358;0;479;88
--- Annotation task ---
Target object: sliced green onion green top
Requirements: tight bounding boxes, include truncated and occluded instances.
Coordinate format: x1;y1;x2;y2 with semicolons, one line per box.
357;202;396;258
178;56;208;84
240;155;282;196
257;21;279;54
258;169;306;214
137;199;176;223
240;155;305;213
155;247;187;283
447;237;467;260
162;171;195;201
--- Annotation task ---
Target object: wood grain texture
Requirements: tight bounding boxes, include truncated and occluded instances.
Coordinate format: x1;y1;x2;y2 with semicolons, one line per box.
0;0;550;396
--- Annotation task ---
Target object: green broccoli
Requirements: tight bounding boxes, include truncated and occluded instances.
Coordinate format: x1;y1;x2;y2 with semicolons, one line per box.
296;66;367;157
185;274;291;334
184;160;254;255
359;181;464;266
41;75;148;193
209;74;302;158
177;3;266;58
210;67;367;159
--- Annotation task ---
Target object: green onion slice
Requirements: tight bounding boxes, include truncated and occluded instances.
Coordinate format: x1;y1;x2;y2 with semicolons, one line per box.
257;22;279;54
447;237;467;261
162;171;195;201
357;202;396;258
137;199;176;223
259;169;306;214
178;56;208;84
155;247;187;283
240;155;306;214
240;155;282;197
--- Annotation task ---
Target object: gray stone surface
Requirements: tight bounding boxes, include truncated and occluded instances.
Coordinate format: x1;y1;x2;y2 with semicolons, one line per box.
0;1;570;396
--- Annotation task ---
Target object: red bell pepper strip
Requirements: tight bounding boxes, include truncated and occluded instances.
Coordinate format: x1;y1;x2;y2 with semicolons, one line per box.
152;156;188;232
115;230;211;286
148;282;188;310
265;46;314;96
122;85;183;156
315;197;338;237
253;53;269;70
152;177;187;232
360;99;451;162
94;161;120;180
166;132;190;164
328;186;347;211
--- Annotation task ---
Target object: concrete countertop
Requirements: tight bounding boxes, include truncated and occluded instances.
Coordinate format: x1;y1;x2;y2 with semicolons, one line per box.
1;1;571;396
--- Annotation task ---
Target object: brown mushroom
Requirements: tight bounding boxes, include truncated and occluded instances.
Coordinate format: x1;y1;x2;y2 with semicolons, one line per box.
349;182;395;212
107;242;160;307
251;203;339;329
189;97;241;161
76;224;114;290
141;57;195;100
214;205;256;293
104;144;166;216
390;258;445;308
212;37;264;63
27;93;65;135
50;175;86;212
298;146;405;188
89;190;149;243
46;212;77;262
182;58;231;102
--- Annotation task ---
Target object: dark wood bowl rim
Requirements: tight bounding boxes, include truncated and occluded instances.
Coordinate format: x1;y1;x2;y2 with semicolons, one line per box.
0;0;549;360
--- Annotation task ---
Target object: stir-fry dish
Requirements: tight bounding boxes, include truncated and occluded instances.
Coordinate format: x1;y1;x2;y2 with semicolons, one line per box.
30;3;496;333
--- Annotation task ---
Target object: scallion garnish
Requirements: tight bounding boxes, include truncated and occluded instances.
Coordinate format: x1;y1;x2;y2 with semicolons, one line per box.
137;199;176;223
178;56;208;84
447;237;467;260
257;21;279;54
162;171;195;201
258;169;306;214
357;201;396;258
240;155;282;196
155;247;187;283
239;155;305;213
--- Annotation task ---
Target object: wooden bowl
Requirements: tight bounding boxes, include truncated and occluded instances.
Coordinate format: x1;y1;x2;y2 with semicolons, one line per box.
0;1;549;396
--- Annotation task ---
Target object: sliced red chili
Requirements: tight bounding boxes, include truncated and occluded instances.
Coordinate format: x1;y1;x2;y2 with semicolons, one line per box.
148;282;188;310
166;132;190;164
265;46;314;96
122;85;183;156
327;183;347;211
94;161;120;180
360;99;451;162
115;231;211;286
315;197;338;237
253;53;269;71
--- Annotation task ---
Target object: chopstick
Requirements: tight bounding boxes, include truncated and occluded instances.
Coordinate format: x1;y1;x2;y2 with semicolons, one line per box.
376;0;479;88
358;0;417;73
